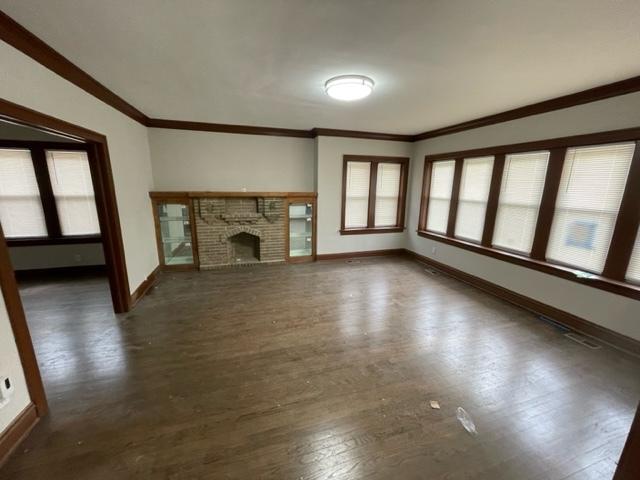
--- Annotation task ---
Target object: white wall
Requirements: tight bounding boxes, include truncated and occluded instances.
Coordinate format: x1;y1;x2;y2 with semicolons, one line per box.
9;244;105;270
0;295;30;433
406;91;640;341
148;128;314;192
0;42;158;293
316;136;412;254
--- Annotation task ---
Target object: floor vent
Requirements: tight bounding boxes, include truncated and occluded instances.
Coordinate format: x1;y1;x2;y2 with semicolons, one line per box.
564;332;601;349
424;268;439;275
346;259;361;264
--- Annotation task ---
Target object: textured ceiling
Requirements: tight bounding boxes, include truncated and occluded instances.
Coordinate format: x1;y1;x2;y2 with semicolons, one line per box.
1;0;640;134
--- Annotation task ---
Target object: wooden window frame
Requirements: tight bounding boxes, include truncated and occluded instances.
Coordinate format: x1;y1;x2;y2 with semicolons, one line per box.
417;127;640;300
340;155;409;235
0;140;102;247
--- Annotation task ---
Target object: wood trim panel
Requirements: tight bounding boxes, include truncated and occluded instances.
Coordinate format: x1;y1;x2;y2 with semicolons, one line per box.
603;140;640;279
129;265;161;308
0;403;38;468
14;265;106;280
481;154;505;246
446;159;463;236
0;11;147;125
416;230;640;300
150;191;318;199
614;402;640;480
414;75;640;141
29;146;62;238
403;249;640;356
311;128;413;142
418;159;432;231
147;118;311;138
530;148;566;260
340;156;409;234
6;235;101;247
317;249;404;261
0;225;47;416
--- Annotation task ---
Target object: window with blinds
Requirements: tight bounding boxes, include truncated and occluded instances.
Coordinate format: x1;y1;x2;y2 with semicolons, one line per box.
492;151;549;253
46;150;100;236
0;148;48;238
454;156;494;242
344;161;371;228
626;229;640;284
374;163;401;227
426;160;455;234
546;142;635;273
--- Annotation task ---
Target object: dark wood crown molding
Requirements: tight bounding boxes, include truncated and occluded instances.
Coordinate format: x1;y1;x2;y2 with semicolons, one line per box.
145;118;312;138
0;10;148;125
310;128;413;142
413;75;640;141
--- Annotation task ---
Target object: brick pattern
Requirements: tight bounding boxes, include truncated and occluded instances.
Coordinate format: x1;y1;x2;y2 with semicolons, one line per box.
194;197;286;269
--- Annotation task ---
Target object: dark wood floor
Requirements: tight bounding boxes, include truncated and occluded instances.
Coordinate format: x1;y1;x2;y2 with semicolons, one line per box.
2;256;639;479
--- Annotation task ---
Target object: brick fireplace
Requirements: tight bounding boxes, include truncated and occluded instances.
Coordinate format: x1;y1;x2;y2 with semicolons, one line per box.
194;196;286;268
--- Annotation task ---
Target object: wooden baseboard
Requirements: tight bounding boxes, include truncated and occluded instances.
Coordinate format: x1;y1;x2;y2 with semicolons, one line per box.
129;265;160;309
317;249;404;261
403;249;640;357
0;403;38;468
14;264;107;281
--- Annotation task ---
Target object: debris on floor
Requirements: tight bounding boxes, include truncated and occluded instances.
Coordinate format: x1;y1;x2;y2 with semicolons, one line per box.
456;407;477;435
429;400;440;409
424;268;439;275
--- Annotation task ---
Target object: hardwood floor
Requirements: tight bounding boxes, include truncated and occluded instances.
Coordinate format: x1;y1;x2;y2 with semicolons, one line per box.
2;256;639;479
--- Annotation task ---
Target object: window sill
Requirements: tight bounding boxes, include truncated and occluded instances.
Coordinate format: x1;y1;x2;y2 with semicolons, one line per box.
6;235;102;247
416;230;640;300
340;227;405;235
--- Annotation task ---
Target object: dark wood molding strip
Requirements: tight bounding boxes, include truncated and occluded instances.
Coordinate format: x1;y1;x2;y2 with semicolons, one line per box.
29;146;62;238
416;230;640;301
414;75;640;141
130;265;161;308
146;118;312;138
614;402;640;479
530;148;566;260
0;226;48;416
446;159;463;236
0;10;147;125
7;235;102;247
310;128;413;142
603;140;640;279
481;154;505;246
403;249;640;356
316;249;404;261
0;403;38;468
339;227;405;235
149;191;317;199
418;159;432;231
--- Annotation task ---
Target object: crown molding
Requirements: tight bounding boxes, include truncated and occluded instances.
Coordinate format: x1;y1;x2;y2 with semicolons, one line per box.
2;9;640;142
413;75;640;141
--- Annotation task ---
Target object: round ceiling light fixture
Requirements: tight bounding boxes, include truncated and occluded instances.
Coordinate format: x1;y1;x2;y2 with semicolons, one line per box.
324;75;374;101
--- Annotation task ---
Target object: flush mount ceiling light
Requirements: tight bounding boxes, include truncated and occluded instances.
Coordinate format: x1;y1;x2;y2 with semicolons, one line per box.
324;75;374;101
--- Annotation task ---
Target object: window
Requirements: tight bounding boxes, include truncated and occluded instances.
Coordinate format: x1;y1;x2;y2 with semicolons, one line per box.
627;229;640;284
425;160;455;234
344;161;371;229
0;148;47;238
492;151;549;253
341;155;408;234
546;143;634;274
0;143;100;244
454;156;494;242
47;150;100;235
417;130;640;300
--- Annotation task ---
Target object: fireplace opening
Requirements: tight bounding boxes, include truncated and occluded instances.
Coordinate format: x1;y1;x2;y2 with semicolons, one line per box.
228;232;261;264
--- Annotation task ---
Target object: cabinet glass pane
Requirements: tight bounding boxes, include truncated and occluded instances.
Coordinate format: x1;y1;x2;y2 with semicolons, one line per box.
289;202;313;257
158;202;193;265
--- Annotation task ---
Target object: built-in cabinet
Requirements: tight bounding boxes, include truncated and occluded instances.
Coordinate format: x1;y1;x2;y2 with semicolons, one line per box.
286;195;316;263
151;194;198;270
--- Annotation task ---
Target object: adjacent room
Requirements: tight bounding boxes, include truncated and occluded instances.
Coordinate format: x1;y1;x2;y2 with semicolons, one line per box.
0;1;638;479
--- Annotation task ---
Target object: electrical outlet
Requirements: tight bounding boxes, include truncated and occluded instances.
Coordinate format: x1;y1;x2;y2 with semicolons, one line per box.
0;376;14;408
431;246;437;255
74;254;83;263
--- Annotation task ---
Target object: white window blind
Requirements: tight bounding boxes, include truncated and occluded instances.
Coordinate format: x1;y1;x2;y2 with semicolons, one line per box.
626;229;640;283
0;148;47;238
374;163;401;227
546;142;635;273
46;150;100;236
426;160;455;233
344;161;371;228
454;156;494;242
492;151;549;253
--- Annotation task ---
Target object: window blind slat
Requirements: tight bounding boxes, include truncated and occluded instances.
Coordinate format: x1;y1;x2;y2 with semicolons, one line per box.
546;142;635;273
492;151;549;253
454;156;494;242
46;150;100;236
626;229;640;283
374;163;401;227
0;148;48;238
344;161;371;228
426;160;455;234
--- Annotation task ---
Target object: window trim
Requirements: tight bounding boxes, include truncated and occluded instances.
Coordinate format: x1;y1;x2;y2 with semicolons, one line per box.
0;140;102;246
340;155;409;235
417;127;640;300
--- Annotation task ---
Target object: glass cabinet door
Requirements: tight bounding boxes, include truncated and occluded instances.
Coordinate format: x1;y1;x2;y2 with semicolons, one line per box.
157;201;194;265
289;202;313;258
